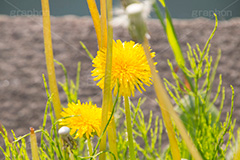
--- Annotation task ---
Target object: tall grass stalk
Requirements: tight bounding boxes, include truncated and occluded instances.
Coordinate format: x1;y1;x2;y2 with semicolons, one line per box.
86;0;101;48
99;0;115;159
106;0;118;159
143;37;202;160
143;38;181;160
100;0;108;48
41;0;62;120
85;0;117;158
30;128;39;160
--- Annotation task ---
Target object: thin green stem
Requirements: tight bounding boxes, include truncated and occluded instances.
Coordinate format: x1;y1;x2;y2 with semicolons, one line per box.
202;13;218;55
80;41;94;60
54;60;72;103
0;121;12;143
195;76;200;122
68;147;75;160
87;138;94;160
74;62;81;103
124;96;135;160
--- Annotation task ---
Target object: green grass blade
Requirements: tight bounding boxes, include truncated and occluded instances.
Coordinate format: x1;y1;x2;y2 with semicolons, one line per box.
158;0;165;7
165;8;185;67
152;1;166;31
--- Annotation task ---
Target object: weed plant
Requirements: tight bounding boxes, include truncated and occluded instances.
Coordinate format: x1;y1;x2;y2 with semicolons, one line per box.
0;0;239;159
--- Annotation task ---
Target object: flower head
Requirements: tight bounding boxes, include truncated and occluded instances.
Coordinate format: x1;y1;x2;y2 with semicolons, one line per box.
60;100;102;139
92;39;156;97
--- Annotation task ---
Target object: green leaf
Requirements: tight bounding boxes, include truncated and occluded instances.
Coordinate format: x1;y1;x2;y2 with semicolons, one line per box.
165;8;185;67
153;1;166;32
159;0;165;7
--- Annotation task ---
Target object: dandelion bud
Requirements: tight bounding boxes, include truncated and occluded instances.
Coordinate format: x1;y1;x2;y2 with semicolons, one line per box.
58;126;70;136
58;126;77;149
126;3;143;15
126;3;148;43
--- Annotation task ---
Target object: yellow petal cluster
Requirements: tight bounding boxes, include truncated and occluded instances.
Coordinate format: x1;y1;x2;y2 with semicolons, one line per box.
60;100;102;139
92;39;156;97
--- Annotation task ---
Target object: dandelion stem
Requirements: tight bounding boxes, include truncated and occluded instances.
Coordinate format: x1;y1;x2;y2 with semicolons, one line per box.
69;148;75;160
87;138;95;160
124;96;135;160
41;0;62;120
143;37;202;160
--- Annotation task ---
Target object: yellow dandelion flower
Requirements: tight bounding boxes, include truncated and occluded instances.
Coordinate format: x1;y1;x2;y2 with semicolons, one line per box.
92;39;156;97
60;100;102;139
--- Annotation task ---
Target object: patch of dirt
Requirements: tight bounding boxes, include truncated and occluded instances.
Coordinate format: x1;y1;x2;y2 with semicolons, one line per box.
0;15;240;152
